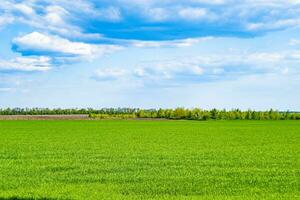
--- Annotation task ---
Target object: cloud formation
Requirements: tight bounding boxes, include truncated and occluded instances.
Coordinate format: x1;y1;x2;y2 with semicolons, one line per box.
0;56;51;72
12;32;121;59
1;0;300;76
1;0;300;41
9;32;122;70
0;87;13;92
93;51;300;85
92;68;128;81
289;39;300;46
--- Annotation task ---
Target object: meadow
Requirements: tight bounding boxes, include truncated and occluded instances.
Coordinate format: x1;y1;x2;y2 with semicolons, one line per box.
0;120;299;199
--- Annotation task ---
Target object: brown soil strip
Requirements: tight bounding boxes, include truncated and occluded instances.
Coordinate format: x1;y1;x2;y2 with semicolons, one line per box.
0;115;90;120
0;115;175;121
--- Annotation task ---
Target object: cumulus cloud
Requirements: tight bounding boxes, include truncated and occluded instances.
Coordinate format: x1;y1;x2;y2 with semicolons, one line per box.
6;32;122;72
12;32;121;58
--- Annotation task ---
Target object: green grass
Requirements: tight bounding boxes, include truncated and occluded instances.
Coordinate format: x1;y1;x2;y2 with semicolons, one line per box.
0;120;299;199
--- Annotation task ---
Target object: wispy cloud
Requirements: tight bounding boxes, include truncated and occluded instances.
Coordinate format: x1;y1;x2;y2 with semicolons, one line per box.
0;15;14;28
0;56;51;72
0;87;13;92
129;37;213;48
92;51;300;86
92;68;128;81
289;39;300;46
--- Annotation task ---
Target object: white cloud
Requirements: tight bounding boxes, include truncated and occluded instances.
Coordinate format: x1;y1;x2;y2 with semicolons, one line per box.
13;32;121;58
98;7;122;22
289;51;300;59
143;6;216;22
0;1;102;40
134;60;206;80
93;51;300;84
120;0;300;32
93;68;128;81
191;0;226;5
281;67;289;75
0;15;14;28
145;8;170;22
44;5;69;26
138;52;300;81
246;53;284;63
14;3;35;15
178;8;212;21
0;56;52;72
247;19;300;31
2;0;300;40
289;39;300;46
94;58;207;83
130;37;213;48
0;87;13;92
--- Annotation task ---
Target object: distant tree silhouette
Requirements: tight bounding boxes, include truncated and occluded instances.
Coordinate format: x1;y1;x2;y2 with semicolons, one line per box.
1;107;299;120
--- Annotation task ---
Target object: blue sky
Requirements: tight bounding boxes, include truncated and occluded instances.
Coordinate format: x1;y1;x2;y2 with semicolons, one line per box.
0;0;300;110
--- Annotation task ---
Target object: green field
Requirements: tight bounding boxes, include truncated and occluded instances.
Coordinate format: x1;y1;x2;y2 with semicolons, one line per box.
0;120;299;199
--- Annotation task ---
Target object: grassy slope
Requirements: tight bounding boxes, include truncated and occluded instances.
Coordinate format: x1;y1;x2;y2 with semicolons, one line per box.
0;120;299;199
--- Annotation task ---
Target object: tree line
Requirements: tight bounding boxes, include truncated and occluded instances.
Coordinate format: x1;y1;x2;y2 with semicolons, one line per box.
90;108;300;120
1;107;297;120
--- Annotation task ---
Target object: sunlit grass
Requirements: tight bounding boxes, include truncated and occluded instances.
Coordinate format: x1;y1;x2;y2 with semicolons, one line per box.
0;120;299;199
